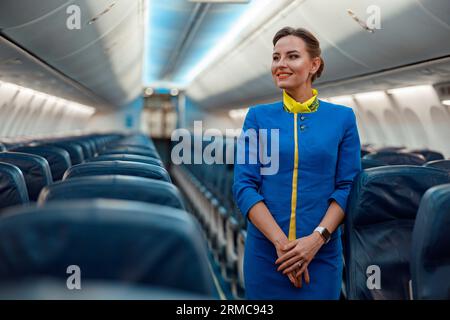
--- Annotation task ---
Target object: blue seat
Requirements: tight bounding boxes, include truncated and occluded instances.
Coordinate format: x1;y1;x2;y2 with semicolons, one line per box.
344;166;450;299
0;152;52;201
361;158;385;170
0;279;211;300
0;163;29;210
363;151;426;166
411;184;450;299
12;146;71;181
101;146;160;159
39;175;184;210
0;199;216;296
63;161;171;183
88;154;163;167
46;142;84;165
0;143;5;152
423;159;450;173
409;149;444;162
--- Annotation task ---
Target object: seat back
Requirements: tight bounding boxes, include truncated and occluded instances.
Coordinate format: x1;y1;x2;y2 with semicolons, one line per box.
0;199;215;296
12;146;71;181
46;142;84;165
411;184;450;299
39;175;184;209
344;166;450;299
0;163;29;210
63;161;171;182
409;149;444;162
363;151;426;165
101;146;160;159
423;159;450;173
0;152;52;201
88;154;163;167
361;158;385;170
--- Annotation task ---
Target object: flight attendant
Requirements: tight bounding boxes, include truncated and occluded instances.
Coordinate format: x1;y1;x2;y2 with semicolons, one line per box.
232;27;361;299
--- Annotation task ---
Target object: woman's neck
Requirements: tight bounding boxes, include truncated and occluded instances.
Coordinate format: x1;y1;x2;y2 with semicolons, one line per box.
285;84;313;103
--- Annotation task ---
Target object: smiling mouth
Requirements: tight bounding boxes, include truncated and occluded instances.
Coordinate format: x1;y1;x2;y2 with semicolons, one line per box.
277;73;292;80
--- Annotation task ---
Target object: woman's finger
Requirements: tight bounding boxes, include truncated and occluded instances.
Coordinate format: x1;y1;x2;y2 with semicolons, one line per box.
295;262;309;278
275;248;297;265
282;241;297;251
304;268;310;284
282;258;305;274
278;255;301;272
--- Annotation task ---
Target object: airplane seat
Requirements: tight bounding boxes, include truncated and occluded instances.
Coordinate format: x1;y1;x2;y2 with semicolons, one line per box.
361;158;386;169
376;146;406;153
0;279;211;300
344;166;450;299
409;149;444;162
63;161;171;183
423;159;450;173
363;151;426;165
100;146;160;159
87;154;164;167
0;152;52;201
0;199;216;297
0;143;5;152
46;142;84;165
411;183;450;300
38;175;185;210
12;146;71;181
0;163;29;211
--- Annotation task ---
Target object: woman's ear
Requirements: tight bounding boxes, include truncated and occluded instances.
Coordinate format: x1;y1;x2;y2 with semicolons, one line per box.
310;56;321;75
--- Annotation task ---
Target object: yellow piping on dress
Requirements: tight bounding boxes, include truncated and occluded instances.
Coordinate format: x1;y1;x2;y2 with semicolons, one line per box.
288;113;298;241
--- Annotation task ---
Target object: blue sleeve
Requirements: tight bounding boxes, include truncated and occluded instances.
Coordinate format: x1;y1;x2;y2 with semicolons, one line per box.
232;108;264;220
328;109;362;212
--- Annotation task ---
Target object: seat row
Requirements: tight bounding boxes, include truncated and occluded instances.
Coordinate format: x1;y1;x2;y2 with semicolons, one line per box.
0;133;217;299
173;140;450;299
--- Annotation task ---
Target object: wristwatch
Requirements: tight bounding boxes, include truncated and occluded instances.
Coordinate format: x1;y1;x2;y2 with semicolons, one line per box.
314;226;331;244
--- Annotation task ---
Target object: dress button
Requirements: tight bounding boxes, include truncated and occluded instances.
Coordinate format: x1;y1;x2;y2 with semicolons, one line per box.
300;125;306;131
300;116;305;121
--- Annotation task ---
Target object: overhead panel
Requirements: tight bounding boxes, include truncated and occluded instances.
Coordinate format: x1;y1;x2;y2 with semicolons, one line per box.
0;0;144;108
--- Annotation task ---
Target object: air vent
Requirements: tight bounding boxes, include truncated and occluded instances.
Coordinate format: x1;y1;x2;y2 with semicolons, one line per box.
88;2;117;25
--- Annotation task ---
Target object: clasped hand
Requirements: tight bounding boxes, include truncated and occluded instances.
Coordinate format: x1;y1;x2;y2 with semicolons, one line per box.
275;232;325;288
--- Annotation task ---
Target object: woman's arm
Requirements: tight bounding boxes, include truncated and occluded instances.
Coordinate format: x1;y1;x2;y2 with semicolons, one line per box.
248;201;303;287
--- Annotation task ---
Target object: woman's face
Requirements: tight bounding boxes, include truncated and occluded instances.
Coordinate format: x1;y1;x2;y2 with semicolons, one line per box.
271;35;319;90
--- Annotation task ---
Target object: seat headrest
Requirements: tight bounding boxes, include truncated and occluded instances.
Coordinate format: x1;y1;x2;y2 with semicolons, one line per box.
12;146;71;181
423;159;450;173
88;154;163;167
361;158;385;170
409;149;444;162
46;142;84;165
0;162;29;210
0;199;215;296
345;166;450;300
0;143;5;152
101;147;160;159
363;151;426;165
0;152;52;201
39;175;184;209
411;183;450;299
63;161;171;182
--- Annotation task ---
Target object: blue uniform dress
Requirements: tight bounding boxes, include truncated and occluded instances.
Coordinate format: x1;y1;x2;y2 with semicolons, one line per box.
232;99;361;300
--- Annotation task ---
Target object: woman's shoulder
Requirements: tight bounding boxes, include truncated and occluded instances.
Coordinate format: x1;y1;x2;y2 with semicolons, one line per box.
249;101;283;113
319;99;356;122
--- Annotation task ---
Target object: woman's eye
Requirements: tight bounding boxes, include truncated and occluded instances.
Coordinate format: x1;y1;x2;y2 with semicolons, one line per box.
289;55;299;59
272;56;279;61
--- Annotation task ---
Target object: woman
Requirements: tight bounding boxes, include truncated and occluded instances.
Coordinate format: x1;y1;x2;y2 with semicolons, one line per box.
232;27;361;299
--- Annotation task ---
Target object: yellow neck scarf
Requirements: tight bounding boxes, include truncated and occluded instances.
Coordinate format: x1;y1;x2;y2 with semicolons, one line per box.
283;89;319;113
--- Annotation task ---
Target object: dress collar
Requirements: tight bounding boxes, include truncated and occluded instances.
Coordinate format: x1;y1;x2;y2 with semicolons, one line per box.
283;89;319;113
